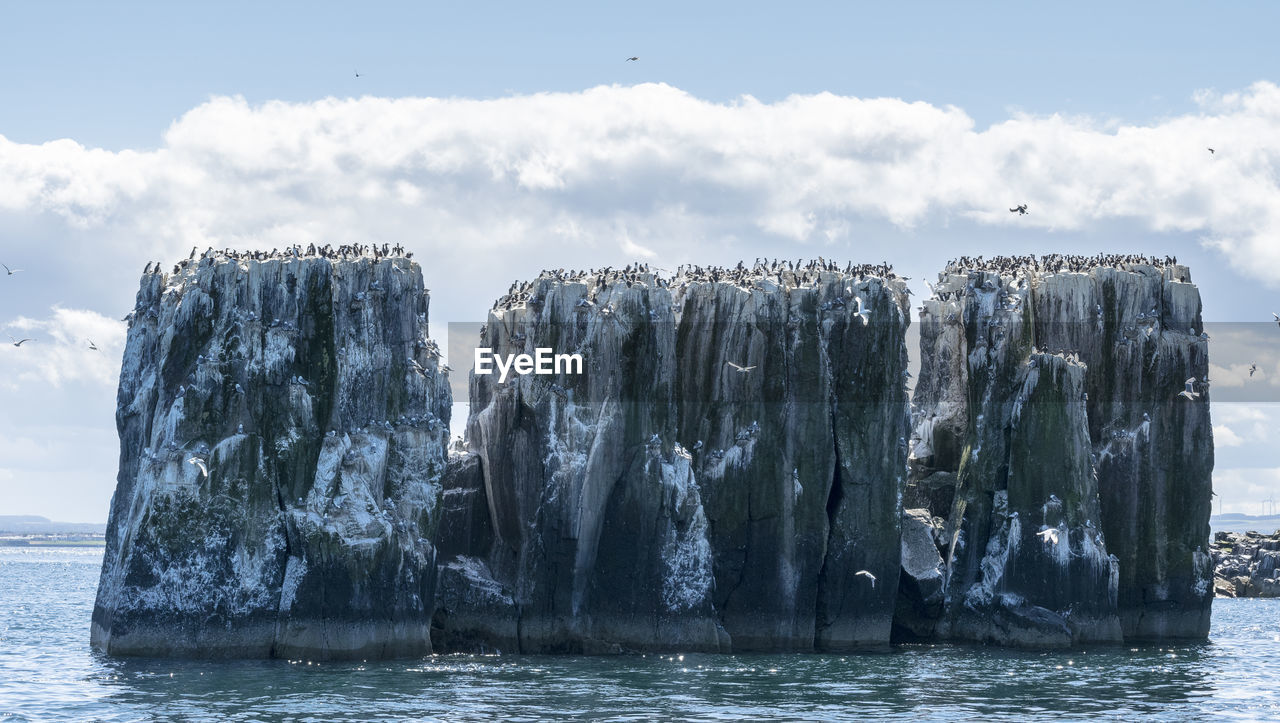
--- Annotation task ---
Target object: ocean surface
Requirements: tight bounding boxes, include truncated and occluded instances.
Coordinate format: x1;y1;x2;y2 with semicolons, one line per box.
2;547;1277;721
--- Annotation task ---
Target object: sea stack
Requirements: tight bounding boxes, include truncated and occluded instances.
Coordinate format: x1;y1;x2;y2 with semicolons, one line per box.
92;252;451;659
906;257;1213;645
93;252;1212;658
433;262;912;653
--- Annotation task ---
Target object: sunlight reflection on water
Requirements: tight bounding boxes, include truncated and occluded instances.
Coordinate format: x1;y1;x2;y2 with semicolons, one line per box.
1;547;1277;721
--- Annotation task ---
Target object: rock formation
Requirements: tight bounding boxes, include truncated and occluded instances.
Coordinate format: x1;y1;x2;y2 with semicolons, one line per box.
92;252;451;658
95;251;1214;658
1213;530;1280;597
433;262;912;653
906;258;1213;645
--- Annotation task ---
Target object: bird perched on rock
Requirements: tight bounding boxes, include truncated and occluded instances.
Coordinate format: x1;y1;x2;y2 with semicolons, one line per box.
1178;377;1200;400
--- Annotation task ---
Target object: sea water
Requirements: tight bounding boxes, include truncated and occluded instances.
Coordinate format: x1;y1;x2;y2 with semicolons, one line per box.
2;547;1277;721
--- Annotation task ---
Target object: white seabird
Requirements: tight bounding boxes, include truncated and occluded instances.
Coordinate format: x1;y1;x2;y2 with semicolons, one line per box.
1178;377;1200;400
726;361;756;373
853;296;871;325
855;570;877;588
187;457;209;479
1037;528;1060;545
8;335;33;347
2;264;21;275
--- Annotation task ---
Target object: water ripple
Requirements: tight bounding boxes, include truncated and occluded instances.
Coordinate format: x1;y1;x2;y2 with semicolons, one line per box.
2;548;1278;721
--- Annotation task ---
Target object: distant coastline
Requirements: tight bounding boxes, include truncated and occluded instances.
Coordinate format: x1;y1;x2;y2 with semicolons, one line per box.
1211;514;1280;536
0;515;107;547
0;536;106;547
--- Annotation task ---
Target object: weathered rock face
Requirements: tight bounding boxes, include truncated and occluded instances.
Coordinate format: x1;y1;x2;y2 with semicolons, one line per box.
434;264;912;653
92;255;451;659
1213;531;1280;598
907;261;1212;645
97;252;1213;657
673;272;910;650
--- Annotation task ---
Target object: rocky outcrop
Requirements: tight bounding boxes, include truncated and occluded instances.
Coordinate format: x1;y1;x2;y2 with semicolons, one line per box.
907;259;1212;645
433;263;912;653
92;254;451;659
95;252;1214;658
1213;531;1280;597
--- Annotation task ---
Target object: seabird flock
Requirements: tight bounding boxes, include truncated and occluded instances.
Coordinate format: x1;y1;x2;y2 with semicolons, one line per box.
942;253;1181;277
490;258;899;313
141;242;413;278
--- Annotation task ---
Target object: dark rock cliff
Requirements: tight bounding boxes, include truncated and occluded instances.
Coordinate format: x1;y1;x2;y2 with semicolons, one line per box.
94;253;1213;658
92;254;451;659
906;260;1212;645
433;263;912;653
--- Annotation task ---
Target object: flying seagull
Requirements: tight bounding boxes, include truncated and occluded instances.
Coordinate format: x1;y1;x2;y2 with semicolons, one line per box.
1010;204;1029;215
1036;528;1060;545
852;296;871;325
1208;148;1215;154
354;69;360;78
726;361;756;373
1250;364;1258;377
626;56;639;61
855;570;877;588
7;335;32;347
1273;312;1279;328
1178;377;1200;400
187;457;209;479
87;339;99;351
2;264;21;275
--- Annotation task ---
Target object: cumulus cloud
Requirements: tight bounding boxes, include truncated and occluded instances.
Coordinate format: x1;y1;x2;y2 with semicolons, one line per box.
5;82;1280;520
0;307;126;389
1214;424;1244;447
3;82;1280;286
1213;467;1280;515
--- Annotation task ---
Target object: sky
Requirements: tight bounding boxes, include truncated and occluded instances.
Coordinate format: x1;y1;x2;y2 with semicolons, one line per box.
2;1;1279;522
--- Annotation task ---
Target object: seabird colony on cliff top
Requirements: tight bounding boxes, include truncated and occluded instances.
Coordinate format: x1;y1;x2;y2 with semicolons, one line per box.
943;253;1181;276
491;258;900;312
139;242;413;277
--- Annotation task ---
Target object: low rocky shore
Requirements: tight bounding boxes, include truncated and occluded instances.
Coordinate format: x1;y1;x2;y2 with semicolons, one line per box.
1213;531;1280;598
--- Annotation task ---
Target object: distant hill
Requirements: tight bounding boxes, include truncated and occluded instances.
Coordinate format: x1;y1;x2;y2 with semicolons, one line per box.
0;515;107;535
1211;513;1280;536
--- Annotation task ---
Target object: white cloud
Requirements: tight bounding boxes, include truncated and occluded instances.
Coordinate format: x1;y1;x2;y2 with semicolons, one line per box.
5;82;1280;520
1209;362;1254;388
1214;404;1272;425
0;307;126;389
1214;424;1244;447
1214;467;1280;516
3;82;1280;286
